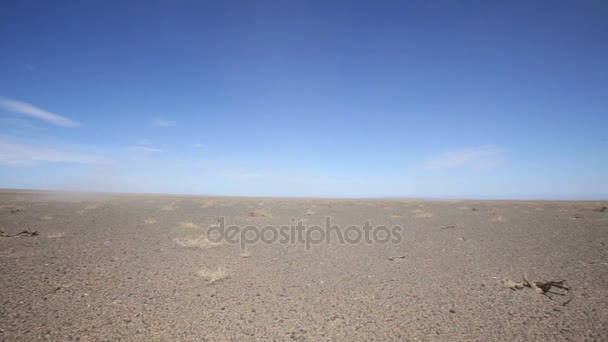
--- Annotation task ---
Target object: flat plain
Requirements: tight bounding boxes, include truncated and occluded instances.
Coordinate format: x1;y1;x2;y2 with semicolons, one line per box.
1;190;607;341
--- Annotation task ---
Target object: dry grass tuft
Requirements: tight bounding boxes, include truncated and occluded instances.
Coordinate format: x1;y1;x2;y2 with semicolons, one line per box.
84;204;98;210
249;208;272;218
144;218;157;225
197;267;228;284
0;204;24;210
40;216;53;221
390;214;403;218
490;215;506;223
161;202;177;211
240;250;252;258
200;200;215;208
414;212;433;219
179;222;199;229
304;209;315;216
174;236;221;250
47;232;66;238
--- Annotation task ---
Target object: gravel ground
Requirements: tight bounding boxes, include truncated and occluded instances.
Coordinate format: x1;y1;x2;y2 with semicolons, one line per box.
1;191;607;341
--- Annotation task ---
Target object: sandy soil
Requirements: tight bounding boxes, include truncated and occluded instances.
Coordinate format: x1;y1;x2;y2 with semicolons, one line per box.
1;190;607;341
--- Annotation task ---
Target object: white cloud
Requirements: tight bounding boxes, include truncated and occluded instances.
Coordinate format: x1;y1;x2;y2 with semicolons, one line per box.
150;118;176;127
425;145;505;169
131;146;162;153
193;143;205;148
0;97;79;127
0;137;104;165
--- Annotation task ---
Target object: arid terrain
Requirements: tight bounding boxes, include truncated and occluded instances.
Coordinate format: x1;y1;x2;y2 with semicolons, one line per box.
1;190;607;341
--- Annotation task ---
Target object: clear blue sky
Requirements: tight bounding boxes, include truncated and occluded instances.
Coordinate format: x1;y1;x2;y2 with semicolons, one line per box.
0;1;606;199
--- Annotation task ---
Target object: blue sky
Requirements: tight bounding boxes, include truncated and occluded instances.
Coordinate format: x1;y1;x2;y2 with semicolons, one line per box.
0;1;606;199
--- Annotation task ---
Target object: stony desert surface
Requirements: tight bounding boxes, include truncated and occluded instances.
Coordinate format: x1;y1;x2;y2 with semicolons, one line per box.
1;190;607;341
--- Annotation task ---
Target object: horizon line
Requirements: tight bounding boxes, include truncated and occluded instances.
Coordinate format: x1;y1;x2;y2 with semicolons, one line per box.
0;188;605;202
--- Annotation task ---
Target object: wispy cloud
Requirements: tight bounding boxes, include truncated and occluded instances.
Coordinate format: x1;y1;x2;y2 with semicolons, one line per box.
0;97;79;127
0;137;105;165
425;145;506;169
150;118;176;127
131;146;162;153
193;143;205;148
22;64;34;71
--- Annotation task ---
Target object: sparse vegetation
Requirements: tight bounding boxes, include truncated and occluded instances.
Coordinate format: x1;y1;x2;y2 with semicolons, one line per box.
47;232;66;238
490;215;506;222
201;200;215;208
174;236;221;250
197;267;228;284
249;208;272;218
161;202;177;211
413;211;433;219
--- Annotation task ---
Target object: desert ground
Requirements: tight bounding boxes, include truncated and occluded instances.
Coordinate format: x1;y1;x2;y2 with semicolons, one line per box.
0;190;607;341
